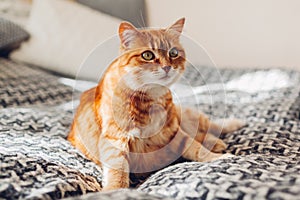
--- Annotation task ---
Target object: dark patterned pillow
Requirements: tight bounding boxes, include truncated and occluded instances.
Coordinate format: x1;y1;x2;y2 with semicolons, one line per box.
0;18;29;56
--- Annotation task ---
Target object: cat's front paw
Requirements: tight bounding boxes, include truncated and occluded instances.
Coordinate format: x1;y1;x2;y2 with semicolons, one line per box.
222;118;246;134
101;187;115;192
102;185;124;192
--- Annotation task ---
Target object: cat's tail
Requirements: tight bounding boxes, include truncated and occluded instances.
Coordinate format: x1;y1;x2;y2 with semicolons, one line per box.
208;118;246;135
176;106;245;135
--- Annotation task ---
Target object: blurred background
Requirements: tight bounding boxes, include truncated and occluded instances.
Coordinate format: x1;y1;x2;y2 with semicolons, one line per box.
1;0;299;81
147;0;300;70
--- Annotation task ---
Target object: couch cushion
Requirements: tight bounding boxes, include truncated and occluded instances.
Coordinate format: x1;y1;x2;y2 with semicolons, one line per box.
10;0;122;81
0;18;29;56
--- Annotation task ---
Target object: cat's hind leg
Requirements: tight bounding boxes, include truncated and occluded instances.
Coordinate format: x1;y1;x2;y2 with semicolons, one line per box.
175;128;232;162
176;106;245;136
176;106;244;153
184;127;227;153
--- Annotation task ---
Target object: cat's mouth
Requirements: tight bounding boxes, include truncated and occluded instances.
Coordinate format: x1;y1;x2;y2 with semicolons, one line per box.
159;74;171;80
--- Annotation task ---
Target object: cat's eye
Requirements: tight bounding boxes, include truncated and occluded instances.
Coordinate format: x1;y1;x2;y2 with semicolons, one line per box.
169;48;178;58
141;51;155;61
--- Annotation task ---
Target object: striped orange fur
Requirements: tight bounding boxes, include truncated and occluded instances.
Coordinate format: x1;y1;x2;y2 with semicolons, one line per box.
68;18;244;191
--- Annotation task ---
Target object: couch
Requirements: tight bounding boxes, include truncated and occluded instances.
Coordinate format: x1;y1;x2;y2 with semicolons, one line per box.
0;0;299;199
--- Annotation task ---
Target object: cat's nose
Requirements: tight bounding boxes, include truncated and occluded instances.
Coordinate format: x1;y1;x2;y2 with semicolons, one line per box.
162;66;171;73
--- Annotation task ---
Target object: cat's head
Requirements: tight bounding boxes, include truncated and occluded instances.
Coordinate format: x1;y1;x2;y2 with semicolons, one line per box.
117;18;186;90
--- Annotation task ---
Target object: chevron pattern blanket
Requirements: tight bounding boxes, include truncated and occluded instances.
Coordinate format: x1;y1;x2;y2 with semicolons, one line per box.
0;58;299;199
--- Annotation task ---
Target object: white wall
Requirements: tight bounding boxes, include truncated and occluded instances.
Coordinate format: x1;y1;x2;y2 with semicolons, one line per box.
146;0;300;70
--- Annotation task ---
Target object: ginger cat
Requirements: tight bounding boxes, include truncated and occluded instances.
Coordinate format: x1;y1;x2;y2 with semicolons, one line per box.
68;18;244;191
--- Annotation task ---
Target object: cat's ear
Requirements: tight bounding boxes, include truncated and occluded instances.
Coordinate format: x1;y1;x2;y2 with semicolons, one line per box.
119;21;140;48
166;17;185;35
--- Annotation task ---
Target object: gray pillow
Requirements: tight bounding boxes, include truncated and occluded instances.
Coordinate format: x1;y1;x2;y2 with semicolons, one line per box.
0;18;29;56
76;0;147;28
